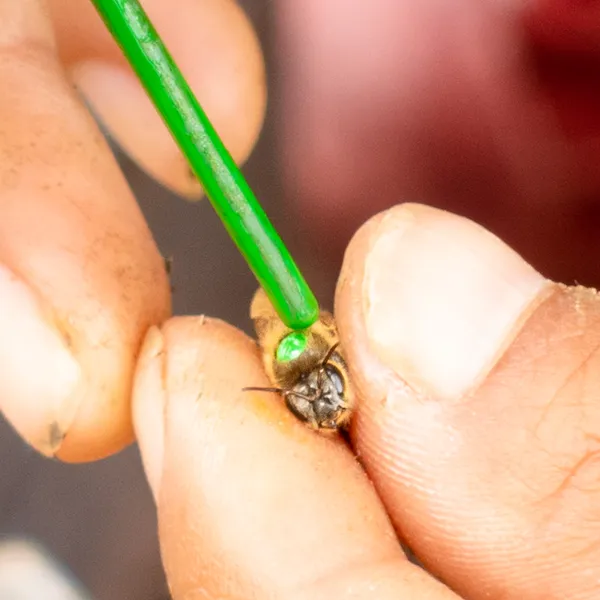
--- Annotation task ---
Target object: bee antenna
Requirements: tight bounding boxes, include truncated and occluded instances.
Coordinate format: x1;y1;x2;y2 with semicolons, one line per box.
321;342;340;367
317;342;341;388
242;386;285;394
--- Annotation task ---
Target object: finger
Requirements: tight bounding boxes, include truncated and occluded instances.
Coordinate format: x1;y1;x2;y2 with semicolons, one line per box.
336;203;600;599
0;1;170;461
132;317;460;600
47;0;266;199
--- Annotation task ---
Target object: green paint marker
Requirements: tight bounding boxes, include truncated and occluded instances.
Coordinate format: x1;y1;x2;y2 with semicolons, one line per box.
90;0;319;330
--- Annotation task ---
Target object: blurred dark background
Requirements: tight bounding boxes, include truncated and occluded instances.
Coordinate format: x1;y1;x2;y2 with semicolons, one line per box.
0;2;308;598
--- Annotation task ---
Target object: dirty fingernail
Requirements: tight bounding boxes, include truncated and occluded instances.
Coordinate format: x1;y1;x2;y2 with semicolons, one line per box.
0;264;81;455
362;204;549;400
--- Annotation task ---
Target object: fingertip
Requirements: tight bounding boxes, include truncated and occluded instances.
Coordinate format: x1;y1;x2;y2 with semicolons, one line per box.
337;202;550;404
0;264;81;458
71;0;267;198
133;316;265;500
335;206;399;406
132;325;167;498
133;316;277;502
0;260;141;463
335;203;551;470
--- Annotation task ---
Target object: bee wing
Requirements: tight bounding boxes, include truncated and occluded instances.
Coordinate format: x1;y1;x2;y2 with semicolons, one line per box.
250;288;282;340
250;288;291;383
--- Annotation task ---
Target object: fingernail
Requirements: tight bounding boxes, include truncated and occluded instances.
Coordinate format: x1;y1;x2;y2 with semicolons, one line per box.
363;204;549;401
71;60;203;199
132;326;166;500
0;264;81;455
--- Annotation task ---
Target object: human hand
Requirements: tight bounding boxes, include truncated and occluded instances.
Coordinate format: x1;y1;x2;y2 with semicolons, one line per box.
133;203;600;599
0;0;265;461
4;3;599;598
276;1;600;287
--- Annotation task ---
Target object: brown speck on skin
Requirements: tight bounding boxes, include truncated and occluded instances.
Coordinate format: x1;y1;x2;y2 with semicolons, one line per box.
162;256;175;294
195;375;205;404
163;255;173;276
185;166;204;200
61;328;74;350
47;421;66;453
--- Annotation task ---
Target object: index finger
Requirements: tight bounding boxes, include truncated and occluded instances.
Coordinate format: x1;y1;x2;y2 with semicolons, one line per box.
0;0;169;462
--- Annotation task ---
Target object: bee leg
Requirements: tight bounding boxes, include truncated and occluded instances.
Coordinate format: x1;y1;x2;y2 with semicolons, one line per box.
317;366;325;389
298;408;320;431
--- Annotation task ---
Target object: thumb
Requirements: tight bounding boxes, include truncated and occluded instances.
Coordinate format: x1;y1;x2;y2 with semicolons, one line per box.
336;203;600;600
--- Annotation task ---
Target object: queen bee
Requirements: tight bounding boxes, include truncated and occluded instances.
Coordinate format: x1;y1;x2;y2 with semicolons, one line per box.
244;289;354;431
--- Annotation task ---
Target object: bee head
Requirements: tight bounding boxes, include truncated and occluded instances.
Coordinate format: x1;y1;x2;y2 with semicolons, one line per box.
285;360;350;430
249;288;354;431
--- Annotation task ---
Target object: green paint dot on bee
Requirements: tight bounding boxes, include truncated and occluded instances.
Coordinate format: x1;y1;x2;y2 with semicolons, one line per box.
276;332;308;362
